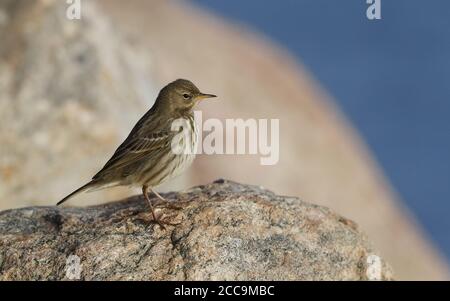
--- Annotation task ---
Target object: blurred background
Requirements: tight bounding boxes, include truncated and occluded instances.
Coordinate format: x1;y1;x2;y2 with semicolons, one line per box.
189;0;450;266
0;0;448;280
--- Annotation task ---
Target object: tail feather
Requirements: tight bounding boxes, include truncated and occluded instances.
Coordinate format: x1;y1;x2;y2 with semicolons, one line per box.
57;182;96;206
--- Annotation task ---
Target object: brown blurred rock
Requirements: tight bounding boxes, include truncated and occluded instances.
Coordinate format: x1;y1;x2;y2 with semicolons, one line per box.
0;180;393;280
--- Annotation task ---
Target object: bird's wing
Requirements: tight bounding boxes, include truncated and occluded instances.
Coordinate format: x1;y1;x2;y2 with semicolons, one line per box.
92;131;173;180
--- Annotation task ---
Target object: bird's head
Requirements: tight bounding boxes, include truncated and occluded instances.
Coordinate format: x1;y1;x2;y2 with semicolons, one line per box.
156;79;217;114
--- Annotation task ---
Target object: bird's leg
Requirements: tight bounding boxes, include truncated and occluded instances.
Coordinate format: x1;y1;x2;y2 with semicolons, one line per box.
150;188;182;210
142;185;180;229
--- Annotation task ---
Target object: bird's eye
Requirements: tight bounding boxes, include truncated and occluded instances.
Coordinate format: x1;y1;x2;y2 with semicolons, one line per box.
183;93;191;100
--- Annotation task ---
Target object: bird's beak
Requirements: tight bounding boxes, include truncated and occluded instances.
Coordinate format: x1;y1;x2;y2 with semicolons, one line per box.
196;93;217;101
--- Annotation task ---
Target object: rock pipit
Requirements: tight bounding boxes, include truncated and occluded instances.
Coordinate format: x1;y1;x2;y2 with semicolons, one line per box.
57;79;217;228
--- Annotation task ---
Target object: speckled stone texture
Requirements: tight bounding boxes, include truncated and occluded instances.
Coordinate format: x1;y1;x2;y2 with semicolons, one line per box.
0;180;393;280
0;0;446;280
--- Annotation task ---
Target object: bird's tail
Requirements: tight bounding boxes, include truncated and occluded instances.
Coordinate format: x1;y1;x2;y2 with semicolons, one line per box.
57;181;97;206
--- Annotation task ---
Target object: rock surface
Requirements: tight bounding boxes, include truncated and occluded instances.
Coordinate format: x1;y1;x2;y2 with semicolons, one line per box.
0;180;392;280
0;0;156;208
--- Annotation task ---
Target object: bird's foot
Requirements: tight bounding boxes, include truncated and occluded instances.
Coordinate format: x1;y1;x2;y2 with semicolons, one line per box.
148;188;184;210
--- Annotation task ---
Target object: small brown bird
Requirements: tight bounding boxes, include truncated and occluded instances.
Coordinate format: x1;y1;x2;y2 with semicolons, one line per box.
57;79;217;228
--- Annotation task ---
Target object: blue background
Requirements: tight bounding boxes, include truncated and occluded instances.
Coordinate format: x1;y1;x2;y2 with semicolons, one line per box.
190;0;450;259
